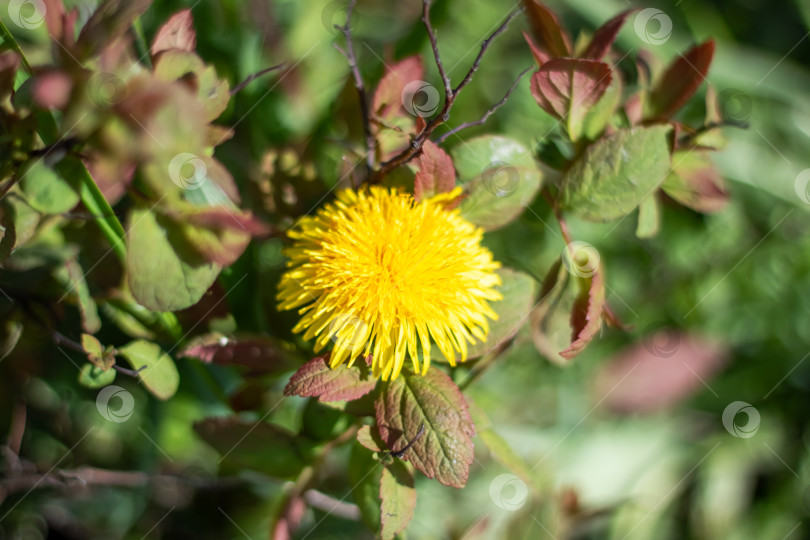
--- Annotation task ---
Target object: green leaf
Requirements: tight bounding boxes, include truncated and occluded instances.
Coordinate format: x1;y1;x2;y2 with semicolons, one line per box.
560;125;672;222
153;50;230;122
375;367;475;488
469;401;534;486
357;425;387;453
451;136;542;231
582;70;622;140
126;204;220;312
18;159;80;214
380;460;417;540
78;363;116;388
194;416;317;478
81;333;115;371
636;194;660;239
350;442;384;531
53;257;101;334
467;268;537;359
118;339;179;400
284;354;377;402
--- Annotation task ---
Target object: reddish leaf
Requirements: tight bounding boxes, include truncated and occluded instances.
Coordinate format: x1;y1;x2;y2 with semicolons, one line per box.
375;368;475;488
523;31;550;66
32;71;73;109
0;52;20;102
522;0;571;58
284;354;377;402
662;151;729;213
582;9;637;60
163;205;266;267
372;56;424;119
531;58;612;139
560;270;605;359
151;9;197;56
380;461;416;540
648;40;716;120
595;334;728;413
531;59;612;118
182;207;268;235
75;0;153;60
179;333;296;376
414;140;456;201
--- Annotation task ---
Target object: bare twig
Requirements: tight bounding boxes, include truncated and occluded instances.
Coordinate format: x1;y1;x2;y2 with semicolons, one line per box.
452;8;523;96
422;0;452;98
434;65;532;144
51;331;85;353
230;63;286;95
334;0;375;181
303;489;361;521
113;364;146;377
373;5;524;182
0;462;244;502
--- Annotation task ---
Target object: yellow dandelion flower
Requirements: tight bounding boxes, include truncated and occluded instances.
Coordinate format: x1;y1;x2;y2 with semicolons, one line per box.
277;186;502;380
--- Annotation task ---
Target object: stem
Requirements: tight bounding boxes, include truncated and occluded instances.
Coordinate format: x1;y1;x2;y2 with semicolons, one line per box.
543;190;572;244
334;0;375;180
0;19;33;74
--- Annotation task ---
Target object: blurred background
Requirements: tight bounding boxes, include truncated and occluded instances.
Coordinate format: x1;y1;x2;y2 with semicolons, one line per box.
1;0;810;538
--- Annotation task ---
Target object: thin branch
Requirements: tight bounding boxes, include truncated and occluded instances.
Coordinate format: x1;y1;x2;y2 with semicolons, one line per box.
303;490;361;521
452;7;524;96
434;65;532;144
230;63;286;95
0;462;244;502
51;331;85;353
113;364;146;377
422;0;452;98
334;0;375;181
373;5;523;182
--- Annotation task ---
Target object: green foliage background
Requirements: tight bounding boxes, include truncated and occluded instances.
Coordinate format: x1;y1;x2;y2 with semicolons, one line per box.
1;0;810;538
